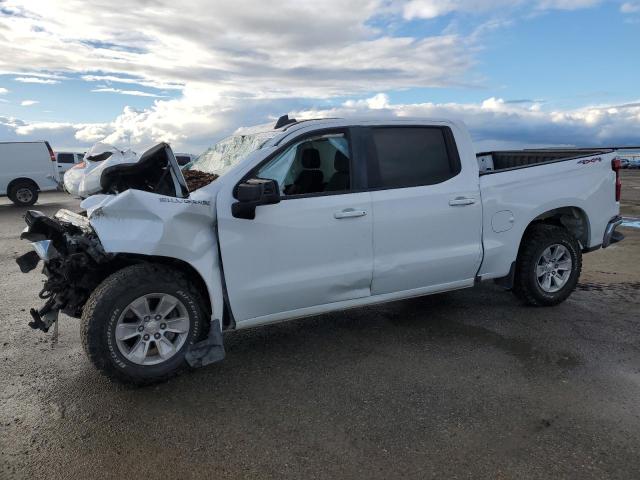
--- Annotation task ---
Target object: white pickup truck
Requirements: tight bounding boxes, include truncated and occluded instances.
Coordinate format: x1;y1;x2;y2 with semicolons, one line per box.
16;116;624;384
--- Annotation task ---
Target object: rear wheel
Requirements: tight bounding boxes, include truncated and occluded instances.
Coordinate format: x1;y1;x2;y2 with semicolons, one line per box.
513;224;582;306
8;181;38;206
81;263;207;385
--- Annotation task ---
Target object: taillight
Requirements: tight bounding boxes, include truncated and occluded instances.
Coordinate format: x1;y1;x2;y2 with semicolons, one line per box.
612;158;621;202
45;141;55;162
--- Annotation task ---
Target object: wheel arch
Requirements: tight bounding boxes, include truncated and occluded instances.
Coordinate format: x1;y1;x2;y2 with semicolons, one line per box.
7;177;40;193
520;206;590;253
494;206;589;289
113;254;231;329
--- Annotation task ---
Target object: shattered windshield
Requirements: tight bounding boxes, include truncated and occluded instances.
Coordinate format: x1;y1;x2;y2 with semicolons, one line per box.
189;126;278;176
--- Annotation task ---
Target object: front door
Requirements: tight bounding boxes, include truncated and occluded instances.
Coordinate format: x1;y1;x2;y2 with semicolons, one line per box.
216;129;373;323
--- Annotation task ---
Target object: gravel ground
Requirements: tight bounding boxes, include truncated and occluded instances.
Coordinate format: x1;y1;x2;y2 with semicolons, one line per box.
1;174;639;479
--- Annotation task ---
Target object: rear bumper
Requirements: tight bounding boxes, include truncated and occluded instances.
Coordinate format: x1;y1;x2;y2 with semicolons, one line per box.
602;216;624;248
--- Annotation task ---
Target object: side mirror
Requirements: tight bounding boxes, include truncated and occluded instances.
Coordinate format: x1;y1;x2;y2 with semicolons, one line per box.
232;178;280;219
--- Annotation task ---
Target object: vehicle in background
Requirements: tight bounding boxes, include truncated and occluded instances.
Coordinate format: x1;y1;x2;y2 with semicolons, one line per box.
175;153;195;167
16;116;624;384
63;143;137;198
55;152;85;174
0;141;59;206
627;157;640;169
619;158;630;169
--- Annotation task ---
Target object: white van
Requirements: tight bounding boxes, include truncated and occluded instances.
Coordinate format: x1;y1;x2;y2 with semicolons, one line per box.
0;141;60;205
55;151;85;174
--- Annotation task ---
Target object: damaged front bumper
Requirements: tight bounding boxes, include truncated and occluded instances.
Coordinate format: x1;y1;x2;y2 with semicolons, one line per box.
16;209;113;332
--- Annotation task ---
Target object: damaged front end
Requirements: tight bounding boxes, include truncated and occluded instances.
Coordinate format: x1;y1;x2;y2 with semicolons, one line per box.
15;142;227;376
16;209;115;332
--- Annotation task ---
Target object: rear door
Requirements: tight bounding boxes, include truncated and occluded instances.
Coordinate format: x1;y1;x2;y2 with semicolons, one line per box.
216;129;374;323
365;125;483;295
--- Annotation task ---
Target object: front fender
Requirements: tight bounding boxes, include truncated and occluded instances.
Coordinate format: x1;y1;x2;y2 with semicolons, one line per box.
84;188;225;323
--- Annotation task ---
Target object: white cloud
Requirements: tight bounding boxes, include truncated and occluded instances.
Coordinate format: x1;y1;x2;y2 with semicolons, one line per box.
402;0;601;19
0;0;472;98
14;76;59;84
0;0;630;155
536;0;601;9
621;2;640;13
81;75;182;90
0;87;8;94
20;99;38;106
289;94;640;150
91;87;165;97
2;93;639;155
403;0;516;19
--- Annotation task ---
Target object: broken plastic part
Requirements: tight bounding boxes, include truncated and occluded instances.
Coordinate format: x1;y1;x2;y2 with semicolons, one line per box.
28;298;59;332
184;319;225;368
16;250;40;273
31;239;60;261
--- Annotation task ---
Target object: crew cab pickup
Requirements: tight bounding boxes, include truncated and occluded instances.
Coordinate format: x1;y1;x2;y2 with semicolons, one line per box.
16;117;624;384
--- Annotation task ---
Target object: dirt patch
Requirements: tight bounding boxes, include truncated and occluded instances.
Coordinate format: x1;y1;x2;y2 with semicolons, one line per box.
183;169;219;192
621;170;640;217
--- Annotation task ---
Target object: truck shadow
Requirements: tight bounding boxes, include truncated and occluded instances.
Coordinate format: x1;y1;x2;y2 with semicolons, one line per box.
50;283;583;406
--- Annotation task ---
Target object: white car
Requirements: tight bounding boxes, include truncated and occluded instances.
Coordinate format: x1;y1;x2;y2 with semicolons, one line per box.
55;151;85;174
63;143;137;198
16;116;624;384
0;141;60;205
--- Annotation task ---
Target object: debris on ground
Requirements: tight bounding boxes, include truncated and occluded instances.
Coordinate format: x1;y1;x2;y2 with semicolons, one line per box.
182;170;219;192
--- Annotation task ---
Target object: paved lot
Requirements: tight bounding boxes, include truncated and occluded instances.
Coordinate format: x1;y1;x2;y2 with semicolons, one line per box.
1;175;639;479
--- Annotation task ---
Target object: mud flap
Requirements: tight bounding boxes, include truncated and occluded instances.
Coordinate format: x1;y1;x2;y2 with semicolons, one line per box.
184;319;225;368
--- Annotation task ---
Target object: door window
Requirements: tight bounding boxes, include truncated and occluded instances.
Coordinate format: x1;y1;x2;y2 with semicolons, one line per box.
57;153;75;164
256;133;351;196
370;127;461;189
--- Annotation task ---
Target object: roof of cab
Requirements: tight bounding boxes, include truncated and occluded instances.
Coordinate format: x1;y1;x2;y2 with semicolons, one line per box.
261;116;463;149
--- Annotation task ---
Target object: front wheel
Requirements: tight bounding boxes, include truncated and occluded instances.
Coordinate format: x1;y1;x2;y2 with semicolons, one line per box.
81;264;207;385
513;224;582;306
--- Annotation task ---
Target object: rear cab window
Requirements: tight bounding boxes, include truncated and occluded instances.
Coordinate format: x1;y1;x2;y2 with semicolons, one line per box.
367;127;461;189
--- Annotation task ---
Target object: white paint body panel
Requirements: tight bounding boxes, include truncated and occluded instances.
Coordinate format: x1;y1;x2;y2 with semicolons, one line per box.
0;142;59;196
478;152;619;279
217;191;373;321
80;118;620;330
369;122;482;294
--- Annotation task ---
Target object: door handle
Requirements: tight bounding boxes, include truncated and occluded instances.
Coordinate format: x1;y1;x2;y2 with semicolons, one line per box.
449;197;476;206
334;208;367;219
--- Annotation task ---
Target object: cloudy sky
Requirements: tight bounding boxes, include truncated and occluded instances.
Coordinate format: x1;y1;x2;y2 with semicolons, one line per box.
0;0;638;153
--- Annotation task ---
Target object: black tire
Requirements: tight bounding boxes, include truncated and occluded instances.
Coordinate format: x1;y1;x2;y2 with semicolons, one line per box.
512;224;582;306
8;181;38;206
81;263;207;385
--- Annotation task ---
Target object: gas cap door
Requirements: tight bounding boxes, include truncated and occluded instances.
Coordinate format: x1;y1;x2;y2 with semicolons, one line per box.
492;210;515;233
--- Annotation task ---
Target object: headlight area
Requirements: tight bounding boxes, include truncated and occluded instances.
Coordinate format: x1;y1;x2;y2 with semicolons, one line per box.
15;209;116;332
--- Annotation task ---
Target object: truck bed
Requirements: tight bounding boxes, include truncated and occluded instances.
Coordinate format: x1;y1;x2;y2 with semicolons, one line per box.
476;149;613;174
